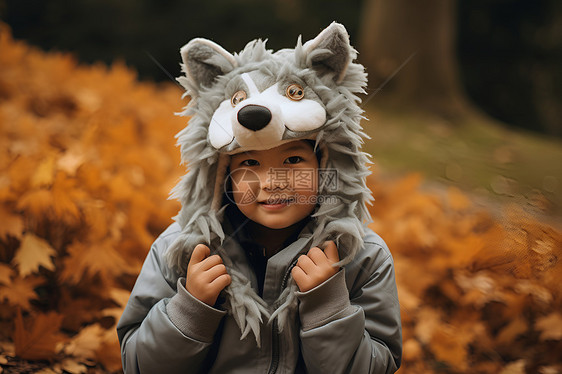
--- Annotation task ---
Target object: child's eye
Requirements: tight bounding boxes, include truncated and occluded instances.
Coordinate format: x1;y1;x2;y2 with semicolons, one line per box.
241;159;259;166
285;156;303;164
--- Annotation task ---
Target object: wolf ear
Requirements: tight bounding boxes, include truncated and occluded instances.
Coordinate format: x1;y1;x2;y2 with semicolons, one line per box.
180;38;237;90
303;22;353;83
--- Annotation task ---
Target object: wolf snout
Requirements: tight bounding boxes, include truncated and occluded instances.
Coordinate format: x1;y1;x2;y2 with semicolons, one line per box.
237;105;272;132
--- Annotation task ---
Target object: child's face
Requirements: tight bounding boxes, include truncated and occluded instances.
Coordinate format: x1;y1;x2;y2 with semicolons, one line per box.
229;140;319;230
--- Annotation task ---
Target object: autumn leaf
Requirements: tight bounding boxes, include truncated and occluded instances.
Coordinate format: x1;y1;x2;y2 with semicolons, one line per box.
96;337;123;373
63;324;104;360
496;316;528;344
535;313;562;341
81;200;111;241
14;310;66;360
60;239;134;284
17;189;54;219
414;307;441;345
50;172;85;223
0;175;14;202
13;233;56;277
17;179;85;225
402;339;422;363
0;276;43;310
57;147;85;176
109;287;131;309
0;341;15;356
0;264;13;285
34;367;61;374
499;360;526;374
0;206;24;239
7;156;37;192
429;325;468;371
102;288;131;324
31;154;56;188
62;324;122;372
60;359;88;374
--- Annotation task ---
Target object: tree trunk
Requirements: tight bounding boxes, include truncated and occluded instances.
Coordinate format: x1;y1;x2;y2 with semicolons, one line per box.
359;0;472;118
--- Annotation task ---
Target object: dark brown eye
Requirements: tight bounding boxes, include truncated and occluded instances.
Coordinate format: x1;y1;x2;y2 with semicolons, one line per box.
231;90;247;107
286;84;304;101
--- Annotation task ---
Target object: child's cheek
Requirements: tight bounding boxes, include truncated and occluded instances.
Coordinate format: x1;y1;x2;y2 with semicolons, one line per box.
229;168;261;204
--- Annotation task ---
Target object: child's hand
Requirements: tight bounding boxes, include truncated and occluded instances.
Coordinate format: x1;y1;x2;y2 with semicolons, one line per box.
291;241;340;292
186;244;231;306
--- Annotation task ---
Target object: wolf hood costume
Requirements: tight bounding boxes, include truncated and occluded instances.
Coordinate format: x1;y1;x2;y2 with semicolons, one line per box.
166;22;373;344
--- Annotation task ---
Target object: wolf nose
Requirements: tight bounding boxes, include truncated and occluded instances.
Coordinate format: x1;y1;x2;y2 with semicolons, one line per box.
237;105;272;131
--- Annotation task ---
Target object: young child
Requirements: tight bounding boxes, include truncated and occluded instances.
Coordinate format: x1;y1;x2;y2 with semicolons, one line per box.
117;23;402;373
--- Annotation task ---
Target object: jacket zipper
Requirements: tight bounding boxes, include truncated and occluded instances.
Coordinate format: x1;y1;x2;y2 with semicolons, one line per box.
268;319;280;374
267;258;300;374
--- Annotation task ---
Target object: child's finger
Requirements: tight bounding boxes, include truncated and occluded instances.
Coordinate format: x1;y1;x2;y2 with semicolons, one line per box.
323;241;339;263
296;254;315;274
291;265;308;288
307;247;328;265
191;244;210;264
205;263;228;281
200;254;223;271
210;273;231;290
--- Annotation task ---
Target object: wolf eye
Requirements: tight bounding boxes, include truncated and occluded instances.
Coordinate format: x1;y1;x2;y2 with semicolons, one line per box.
231;90;247;107
286;84;304;101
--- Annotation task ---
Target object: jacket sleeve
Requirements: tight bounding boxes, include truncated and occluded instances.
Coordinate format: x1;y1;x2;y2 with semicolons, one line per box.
296;243;402;374
116;233;226;374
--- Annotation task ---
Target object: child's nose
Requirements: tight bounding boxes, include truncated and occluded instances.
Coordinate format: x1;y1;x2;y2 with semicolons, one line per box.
261;171;290;191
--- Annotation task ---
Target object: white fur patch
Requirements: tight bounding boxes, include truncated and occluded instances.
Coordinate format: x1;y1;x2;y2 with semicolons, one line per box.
208;100;236;149
241;73;259;95
208;75;326;150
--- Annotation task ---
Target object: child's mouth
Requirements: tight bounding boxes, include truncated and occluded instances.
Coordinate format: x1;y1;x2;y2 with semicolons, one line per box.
259;197;294;208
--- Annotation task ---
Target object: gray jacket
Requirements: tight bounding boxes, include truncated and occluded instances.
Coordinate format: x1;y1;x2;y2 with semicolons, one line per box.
117;221;402;373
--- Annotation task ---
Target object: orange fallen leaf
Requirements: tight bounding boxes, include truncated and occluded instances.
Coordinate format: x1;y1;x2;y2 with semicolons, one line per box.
12;233;56;277
17;189;54;219
60;239;134;284
14;310;66;360
429;324;468;371
496;316;528;345
0;264;13;285
0;207;23;239
96;338;123;373
50;172;84;223
63;324;104;360
31;154;56;188
0;276;43;310
57;147;85;176
499;360;526;374
60;358;88;374
535;312;562;341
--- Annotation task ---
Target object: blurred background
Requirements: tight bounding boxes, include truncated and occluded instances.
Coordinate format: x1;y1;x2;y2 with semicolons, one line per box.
2;0;561;135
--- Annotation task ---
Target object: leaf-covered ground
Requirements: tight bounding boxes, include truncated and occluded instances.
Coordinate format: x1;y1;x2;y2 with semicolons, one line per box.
0;24;561;373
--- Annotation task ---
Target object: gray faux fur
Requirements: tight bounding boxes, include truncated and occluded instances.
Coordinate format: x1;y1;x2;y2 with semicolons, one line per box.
166;22;373;345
